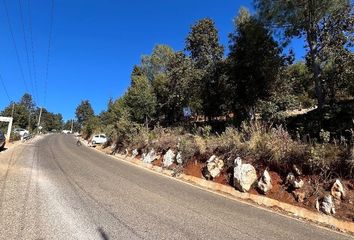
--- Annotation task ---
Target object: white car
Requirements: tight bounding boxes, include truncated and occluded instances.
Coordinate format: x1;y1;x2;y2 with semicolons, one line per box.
62;130;72;134
13;128;29;137
91;134;107;145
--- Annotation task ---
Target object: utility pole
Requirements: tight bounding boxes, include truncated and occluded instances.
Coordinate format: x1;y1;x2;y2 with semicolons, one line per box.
28;112;31;132
70;119;73;133
11;103;15;118
37;107;43;134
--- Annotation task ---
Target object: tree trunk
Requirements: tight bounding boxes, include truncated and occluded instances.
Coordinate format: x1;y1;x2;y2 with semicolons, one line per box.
312;60;325;109
306;0;325;109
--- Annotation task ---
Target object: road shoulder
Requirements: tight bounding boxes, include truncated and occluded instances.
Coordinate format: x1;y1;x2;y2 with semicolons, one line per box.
85;143;354;237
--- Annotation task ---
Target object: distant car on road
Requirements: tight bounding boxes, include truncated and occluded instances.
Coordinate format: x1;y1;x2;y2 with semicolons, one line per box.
91;134;107;145
62;130;72;134
13;128;29;137
0;130;6;150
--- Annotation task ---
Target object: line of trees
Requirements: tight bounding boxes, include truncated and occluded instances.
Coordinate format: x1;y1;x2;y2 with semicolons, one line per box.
75;2;353;140
0;93;64;134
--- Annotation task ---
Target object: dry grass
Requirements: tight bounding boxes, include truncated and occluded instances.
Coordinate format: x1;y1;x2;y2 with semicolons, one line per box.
103;119;353;180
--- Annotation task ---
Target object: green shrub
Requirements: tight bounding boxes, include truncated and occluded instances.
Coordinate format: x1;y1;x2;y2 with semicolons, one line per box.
150;128;180;152
207;127;244;154
178;134;199;164
307;143;341;178
240;121;306;171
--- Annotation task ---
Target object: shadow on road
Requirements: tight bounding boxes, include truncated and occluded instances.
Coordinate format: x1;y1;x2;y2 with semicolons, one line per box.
97;227;110;240
0;147;8;152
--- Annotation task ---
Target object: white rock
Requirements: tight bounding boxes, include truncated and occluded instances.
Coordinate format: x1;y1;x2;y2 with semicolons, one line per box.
163;149;175;167
234;157;257;192
143;149;158;164
293;179;304;189
331;179;345;201
206;155;224;178
234;157;242;167
258;170;272;194
285;172;304;189
292;164;302;176
176;152;183;165
285;172;295;185
132;149;138;158
315;198;320;211
319;195;336;215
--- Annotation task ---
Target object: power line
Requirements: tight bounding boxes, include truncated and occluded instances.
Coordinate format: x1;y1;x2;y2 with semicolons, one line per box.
2;0;30;94
18;0;36;103
0;72;11;102
27;0;39;105
43;0;55;106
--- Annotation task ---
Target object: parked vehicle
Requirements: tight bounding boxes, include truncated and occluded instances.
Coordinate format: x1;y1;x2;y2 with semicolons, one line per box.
13;128;29;137
0;130;6;150
62;130;72;134
91;134;107;145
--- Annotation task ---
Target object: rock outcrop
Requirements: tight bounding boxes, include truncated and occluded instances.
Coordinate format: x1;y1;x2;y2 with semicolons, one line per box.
331;179;345;201
132;149;138;158
233;157;257;192
203;155;224;179
285;172;304;189
163;149;175;167
142;149;158;164
316;195;336;215
257;170;272;194
292;164;302;176
176;152;183;165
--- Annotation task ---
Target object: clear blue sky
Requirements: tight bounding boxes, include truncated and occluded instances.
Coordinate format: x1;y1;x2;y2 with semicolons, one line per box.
0;0;306;120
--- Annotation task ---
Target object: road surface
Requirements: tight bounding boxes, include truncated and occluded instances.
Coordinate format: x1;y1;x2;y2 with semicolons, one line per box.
0;134;351;240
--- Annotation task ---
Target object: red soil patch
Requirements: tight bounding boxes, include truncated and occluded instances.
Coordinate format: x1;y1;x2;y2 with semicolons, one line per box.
265;171;297;205
213;172;229;186
184;160;203;178
152;156;163;167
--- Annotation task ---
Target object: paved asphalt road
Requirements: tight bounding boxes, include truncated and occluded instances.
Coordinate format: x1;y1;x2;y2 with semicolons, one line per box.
0;134;352;240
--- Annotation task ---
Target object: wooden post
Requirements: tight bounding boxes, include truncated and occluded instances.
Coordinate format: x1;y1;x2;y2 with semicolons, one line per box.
0;116;13;143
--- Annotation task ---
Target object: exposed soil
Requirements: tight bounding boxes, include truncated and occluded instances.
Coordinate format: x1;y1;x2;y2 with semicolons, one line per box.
213;172;230;186
263;171;297;205
183;159;203;178
183;157;354;223
152;156;163;167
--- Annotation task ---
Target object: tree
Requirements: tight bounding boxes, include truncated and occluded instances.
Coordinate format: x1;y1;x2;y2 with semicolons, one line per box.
141;45;175;83
75;100;94;126
254;0;354;108
20;93;35;112
279;62;315;109
186;18;224;69
124;66;156;124
140;45;175;119
164;52;196;123
186;18;225;119
227;8;284;122
1;103;28;129
39;110;63;132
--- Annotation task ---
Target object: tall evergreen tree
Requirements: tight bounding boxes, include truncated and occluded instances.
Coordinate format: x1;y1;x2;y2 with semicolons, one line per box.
228;8;284;122
186;18;225;120
124;66;156;124
75;100;94;126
